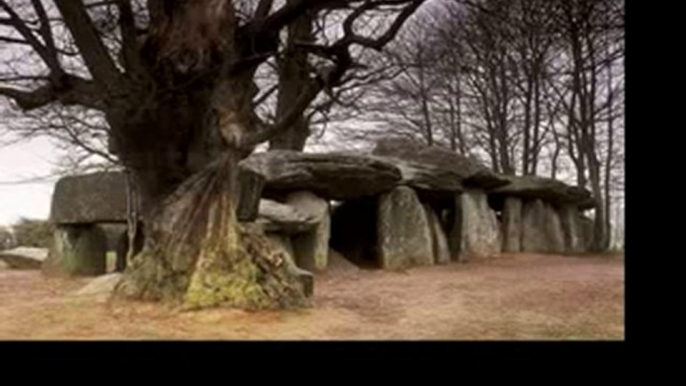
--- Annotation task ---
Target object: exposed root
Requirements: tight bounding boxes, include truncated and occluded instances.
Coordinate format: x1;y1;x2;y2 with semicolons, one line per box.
115;153;309;310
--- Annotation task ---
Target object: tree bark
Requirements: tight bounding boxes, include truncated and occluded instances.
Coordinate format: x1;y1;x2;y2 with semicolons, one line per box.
116;151;308;309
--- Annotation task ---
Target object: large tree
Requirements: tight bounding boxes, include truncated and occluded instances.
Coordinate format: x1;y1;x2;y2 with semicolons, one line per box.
0;0;425;308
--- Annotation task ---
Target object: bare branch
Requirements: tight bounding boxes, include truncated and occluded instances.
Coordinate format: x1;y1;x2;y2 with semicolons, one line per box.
0;0;63;76
0;76;104;111
53;0;122;92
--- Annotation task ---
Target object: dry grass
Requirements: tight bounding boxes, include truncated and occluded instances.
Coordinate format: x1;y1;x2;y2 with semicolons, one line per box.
0;253;624;340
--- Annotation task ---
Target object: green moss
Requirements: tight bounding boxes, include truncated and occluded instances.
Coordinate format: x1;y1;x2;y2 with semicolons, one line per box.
117;222;309;311
114;156;309;311
183;227;309;311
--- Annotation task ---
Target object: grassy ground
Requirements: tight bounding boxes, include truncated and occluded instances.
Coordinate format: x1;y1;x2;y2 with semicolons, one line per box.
0;253;624;340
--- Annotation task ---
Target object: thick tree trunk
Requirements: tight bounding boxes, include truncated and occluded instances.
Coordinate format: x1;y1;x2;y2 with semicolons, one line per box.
115;152;309;309
110;86;309;309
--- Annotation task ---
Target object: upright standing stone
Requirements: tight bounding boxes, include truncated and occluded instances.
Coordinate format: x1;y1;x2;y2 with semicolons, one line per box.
559;205;583;253
544;203;565;253
521;199;548;252
451;190;501;260
447;194;463;261
287;191;330;272
501;197;523;253
424;205;451;264
236;166;265;222
377;186;434;270
43;225;107;276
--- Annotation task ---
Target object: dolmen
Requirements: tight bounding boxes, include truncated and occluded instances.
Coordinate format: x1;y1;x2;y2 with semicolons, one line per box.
45;138;595;278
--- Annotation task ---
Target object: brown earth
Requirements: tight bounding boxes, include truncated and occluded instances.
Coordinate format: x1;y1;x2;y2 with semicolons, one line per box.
0;253;624;340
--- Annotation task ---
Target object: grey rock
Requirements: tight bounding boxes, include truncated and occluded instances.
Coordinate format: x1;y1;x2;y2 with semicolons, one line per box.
43;225;107;276
372;138;509;189
501;197;523;253
578;197;597;211
452;190;501;260
236;165;265;222
545;203;565;254
521;199;565;253
50;172;130;224
373;156;464;193
377;186;434;270
0;247;48;269
73;273;123;299
0;259;8;270
241;150;402;200
424;205;451;264
490;175;592;206
256;199;317;235
559;205;584;253
521;199;548;253
287;191;330;271
51;167;265;225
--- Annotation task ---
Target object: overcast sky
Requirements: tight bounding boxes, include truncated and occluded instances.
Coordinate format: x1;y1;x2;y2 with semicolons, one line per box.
0;137;59;226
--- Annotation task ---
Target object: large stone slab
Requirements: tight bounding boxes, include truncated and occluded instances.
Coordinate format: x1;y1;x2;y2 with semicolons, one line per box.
373;156;464;194
73;273;124;302
287;191;330;272
0;247;48;269
372;138;509;189
424;205;451;264
489;175;593;207
43;225;107;276
255;199;318;234
451;190;501;260
50;172;129;224
241;150;402;200
501;197;523;253
51;166;265;225
377;186;434;270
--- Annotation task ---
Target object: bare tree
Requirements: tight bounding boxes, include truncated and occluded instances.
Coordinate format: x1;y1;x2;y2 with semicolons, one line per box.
325;0;624;252
551;0;624;251
0;0;427;308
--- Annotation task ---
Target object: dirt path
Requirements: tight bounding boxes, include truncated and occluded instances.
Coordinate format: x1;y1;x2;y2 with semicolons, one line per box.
0;253;624;340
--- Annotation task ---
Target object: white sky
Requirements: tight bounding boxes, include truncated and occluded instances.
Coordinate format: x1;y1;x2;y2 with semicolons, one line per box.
0;137;59;226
